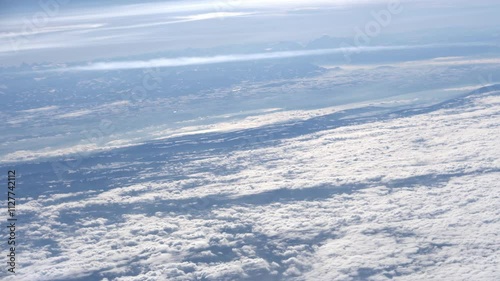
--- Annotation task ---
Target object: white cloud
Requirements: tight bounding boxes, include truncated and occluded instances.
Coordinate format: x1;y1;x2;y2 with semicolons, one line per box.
20;105;59;113
177;12;256;21
0;24;105;39
12;88;500;280
0;0;388;25
52;43;494;72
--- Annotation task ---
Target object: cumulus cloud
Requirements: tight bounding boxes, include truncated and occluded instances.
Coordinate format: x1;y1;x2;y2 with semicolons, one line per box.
11;88;500;280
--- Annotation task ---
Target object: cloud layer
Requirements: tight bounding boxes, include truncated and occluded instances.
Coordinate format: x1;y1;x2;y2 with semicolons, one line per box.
9;88;500;280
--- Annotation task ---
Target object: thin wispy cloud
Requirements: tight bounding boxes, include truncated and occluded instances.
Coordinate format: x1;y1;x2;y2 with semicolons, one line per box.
0;32;145;54
0;10;254;55
87;12;256;33
3;0;495;65
177;12;255;21
54;43;493;72
0;0;376;25
0;24;105;39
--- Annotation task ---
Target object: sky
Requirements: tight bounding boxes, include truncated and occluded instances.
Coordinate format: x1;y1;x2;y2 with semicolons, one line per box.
1;0;499;66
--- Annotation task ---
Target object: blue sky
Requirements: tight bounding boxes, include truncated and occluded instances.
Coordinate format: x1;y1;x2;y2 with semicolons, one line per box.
1;0;499;65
